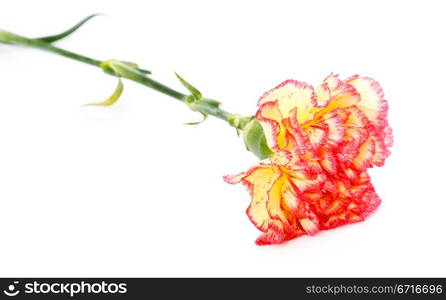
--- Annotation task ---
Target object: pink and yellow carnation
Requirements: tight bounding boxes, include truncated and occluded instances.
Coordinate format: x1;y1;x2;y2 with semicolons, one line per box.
225;74;392;245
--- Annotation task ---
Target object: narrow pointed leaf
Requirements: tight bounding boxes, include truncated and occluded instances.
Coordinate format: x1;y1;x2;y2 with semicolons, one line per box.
101;60;151;80
138;68;152;75
37;14;102;43
184;112;208;125
83;79;123;107
175;72;202;100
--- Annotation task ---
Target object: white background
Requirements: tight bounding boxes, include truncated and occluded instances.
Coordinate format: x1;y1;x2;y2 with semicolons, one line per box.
0;0;445;277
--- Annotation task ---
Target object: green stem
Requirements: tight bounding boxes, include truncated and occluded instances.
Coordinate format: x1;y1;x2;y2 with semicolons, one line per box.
0;30;234;123
0;30;102;67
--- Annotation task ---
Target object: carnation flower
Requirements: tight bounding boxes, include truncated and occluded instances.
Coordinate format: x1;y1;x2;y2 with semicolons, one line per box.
225;74;392;245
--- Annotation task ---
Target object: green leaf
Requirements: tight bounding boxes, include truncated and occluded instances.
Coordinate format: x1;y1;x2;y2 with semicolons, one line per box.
184;112;208;125
175;72;202;100
101;60;151;79
137;68;152;75
83;79;123;106
37;14;102;43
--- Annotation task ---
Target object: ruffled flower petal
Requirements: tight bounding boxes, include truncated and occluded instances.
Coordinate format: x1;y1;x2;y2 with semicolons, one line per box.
258;80;318;124
347;76;389;128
